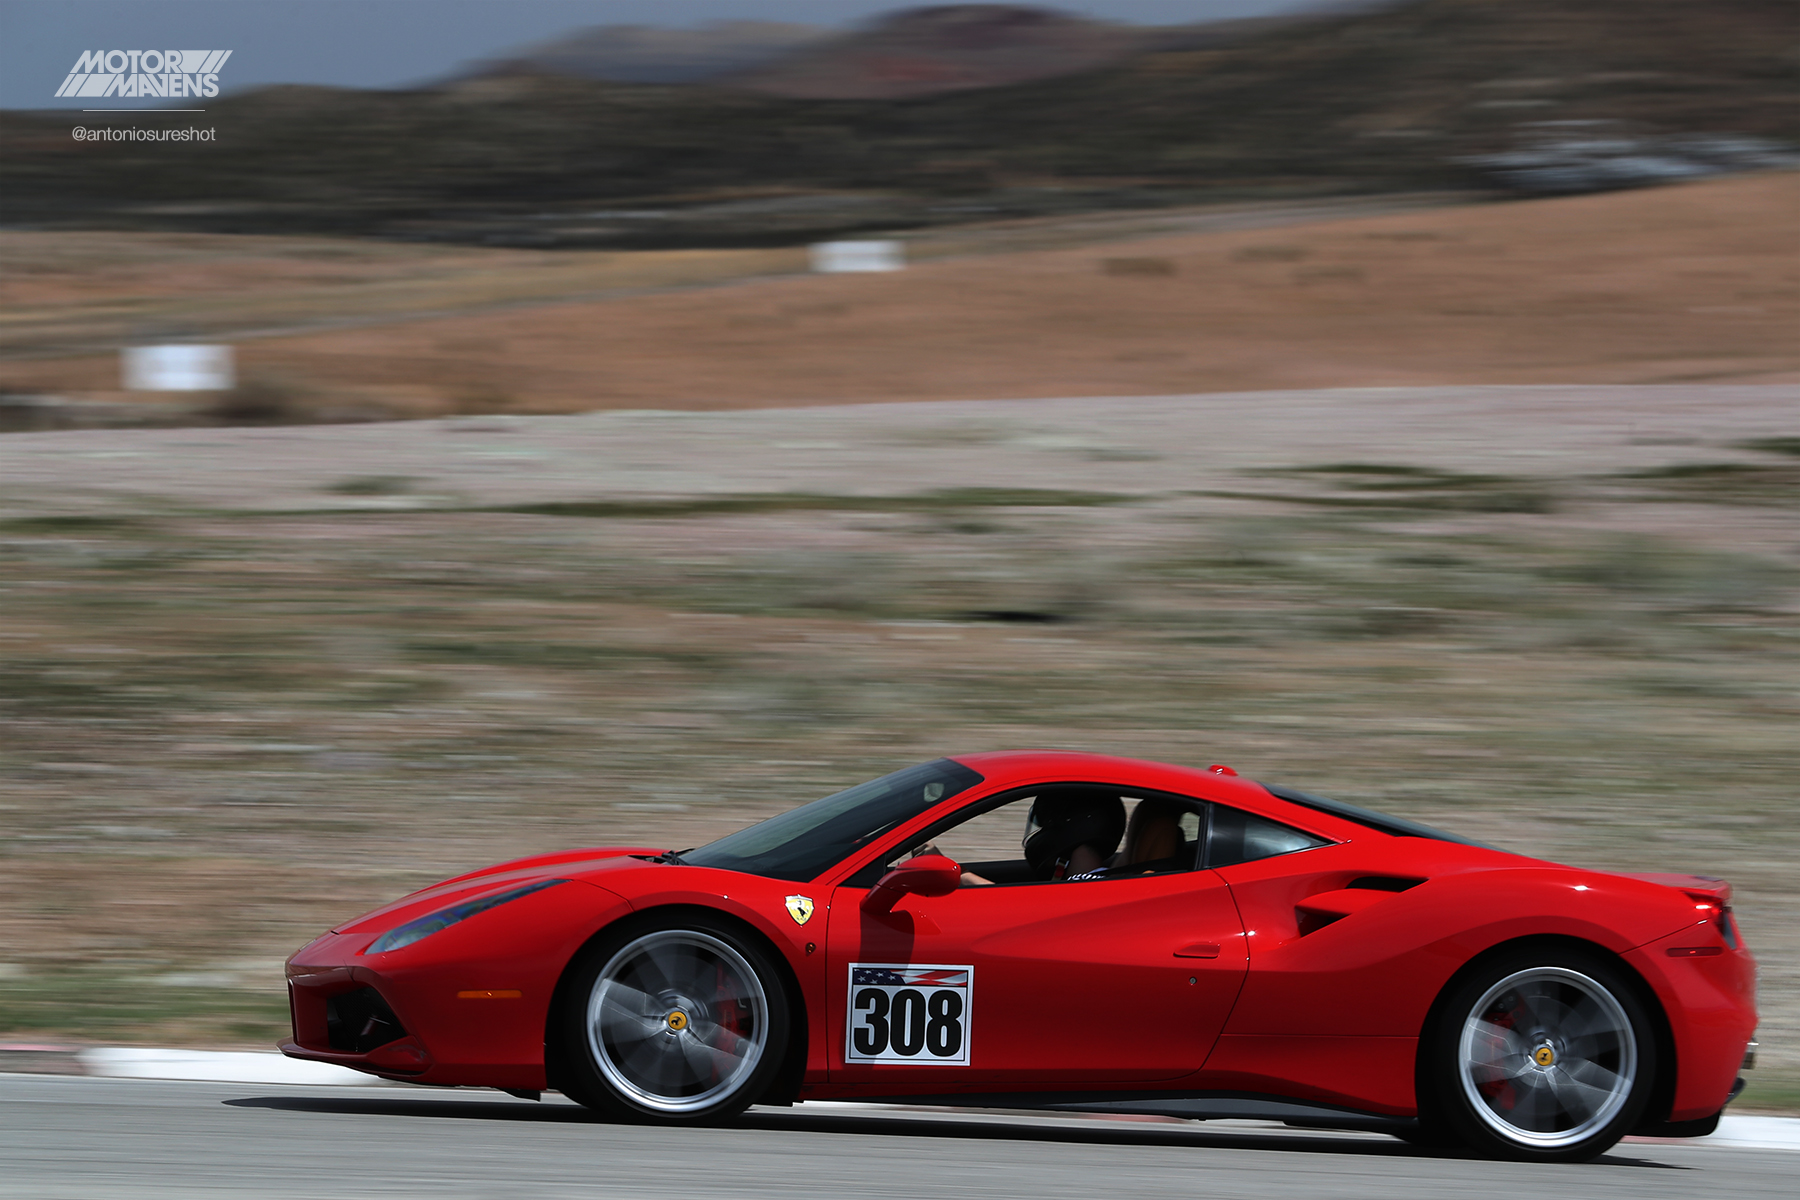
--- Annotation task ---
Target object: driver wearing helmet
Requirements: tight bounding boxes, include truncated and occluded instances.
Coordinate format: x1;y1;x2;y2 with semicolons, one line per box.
1023;789;1127;881
958;789;1128;886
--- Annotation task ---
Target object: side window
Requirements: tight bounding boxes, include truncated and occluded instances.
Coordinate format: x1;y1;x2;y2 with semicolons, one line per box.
844;794;1039;887
1204;805;1329;868
846;786;1207;887
900;796;1032;878
1178;808;1202;848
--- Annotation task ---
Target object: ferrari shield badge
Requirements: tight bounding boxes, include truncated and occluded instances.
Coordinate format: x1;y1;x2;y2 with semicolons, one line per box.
784;895;815;926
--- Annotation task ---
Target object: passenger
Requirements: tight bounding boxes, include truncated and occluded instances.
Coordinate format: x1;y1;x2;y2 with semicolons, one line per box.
1110;798;1185;875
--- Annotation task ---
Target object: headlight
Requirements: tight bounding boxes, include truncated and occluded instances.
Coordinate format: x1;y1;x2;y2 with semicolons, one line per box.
364;879;567;954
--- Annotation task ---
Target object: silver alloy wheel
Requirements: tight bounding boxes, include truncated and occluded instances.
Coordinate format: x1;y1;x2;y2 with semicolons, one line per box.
586;929;769;1114
1457;966;1637;1149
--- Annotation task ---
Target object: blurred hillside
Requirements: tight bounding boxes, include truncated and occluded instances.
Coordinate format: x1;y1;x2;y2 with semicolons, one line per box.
1;0;1794;246
473;20;833;86
716;4;1158;99
468;6;1172;96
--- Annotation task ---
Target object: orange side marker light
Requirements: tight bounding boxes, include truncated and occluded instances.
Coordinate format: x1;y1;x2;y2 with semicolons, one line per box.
457;989;523;999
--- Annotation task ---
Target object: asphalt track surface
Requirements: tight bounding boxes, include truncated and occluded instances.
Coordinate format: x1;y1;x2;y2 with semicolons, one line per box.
2;1074;1792;1199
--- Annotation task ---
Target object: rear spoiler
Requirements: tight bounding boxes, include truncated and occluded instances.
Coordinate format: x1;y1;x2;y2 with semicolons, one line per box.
1611;871;1732;906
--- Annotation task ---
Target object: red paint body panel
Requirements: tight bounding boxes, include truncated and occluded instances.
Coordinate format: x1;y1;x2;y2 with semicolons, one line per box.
1201;1035;1418;1114
434;847;666;890
280;749;1759;1126
1217;850;1701;1040
330;850;656;936
824;868;1246;1088
287;879;634;1088
1624;917;1759;1120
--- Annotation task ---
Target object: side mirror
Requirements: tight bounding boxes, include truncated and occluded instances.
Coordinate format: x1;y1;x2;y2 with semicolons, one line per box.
862;853;961;914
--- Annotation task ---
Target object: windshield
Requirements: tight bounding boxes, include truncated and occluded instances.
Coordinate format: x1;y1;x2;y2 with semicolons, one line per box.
683;759;985;883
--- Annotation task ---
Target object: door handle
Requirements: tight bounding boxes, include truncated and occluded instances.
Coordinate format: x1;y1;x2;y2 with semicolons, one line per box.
1174;942;1221;959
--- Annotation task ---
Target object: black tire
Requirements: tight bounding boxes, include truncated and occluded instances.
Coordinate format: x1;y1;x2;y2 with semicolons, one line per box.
1422;946;1656;1163
553;912;791;1123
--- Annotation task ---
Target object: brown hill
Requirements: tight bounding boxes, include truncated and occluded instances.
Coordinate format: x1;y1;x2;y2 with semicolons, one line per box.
4;173;1793;416
473;21;832;86
722;4;1152;99
0;0;1791;245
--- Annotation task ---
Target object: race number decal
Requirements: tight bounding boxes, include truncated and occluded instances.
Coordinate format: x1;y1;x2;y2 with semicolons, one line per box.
846;964;972;1065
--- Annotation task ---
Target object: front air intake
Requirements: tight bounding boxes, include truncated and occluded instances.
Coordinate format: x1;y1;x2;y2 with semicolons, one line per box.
325;987;406;1054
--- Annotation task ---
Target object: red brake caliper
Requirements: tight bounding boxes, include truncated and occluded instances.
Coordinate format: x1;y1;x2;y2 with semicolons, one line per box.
1479;1001;1519;1109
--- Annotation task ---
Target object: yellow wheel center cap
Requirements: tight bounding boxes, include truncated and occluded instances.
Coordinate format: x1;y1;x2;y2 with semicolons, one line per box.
1533;1045;1556;1067
666;1010;689;1032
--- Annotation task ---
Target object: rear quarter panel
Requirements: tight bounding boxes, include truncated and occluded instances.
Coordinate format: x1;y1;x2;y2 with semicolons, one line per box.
1217;843;1701;1038
1196;838;1701;1113
1625;922;1758;1121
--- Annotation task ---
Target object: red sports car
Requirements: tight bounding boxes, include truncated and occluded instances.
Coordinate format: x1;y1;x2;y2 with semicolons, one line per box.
283;750;1756;1162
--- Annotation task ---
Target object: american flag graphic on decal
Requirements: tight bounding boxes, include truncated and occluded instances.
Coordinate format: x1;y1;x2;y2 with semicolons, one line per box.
851;966;969;988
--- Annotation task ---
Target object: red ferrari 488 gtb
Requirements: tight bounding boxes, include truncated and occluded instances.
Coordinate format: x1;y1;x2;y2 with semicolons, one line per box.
283;750;1756;1161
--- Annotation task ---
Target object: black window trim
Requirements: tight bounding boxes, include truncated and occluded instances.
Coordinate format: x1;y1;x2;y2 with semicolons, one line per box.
1259;782;1493;848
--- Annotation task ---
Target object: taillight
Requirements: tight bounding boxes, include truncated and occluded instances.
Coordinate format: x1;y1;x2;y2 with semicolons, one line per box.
1682;890;1739;950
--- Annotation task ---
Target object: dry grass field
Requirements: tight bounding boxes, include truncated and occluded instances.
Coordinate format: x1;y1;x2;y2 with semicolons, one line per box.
1;171;1794;1107
1;384;1795;1110
0;194;1437;372
2;175;1795;419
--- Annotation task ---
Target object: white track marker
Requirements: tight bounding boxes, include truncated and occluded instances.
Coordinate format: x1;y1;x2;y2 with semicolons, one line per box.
1706;1114;1800;1151
78;1047;377;1086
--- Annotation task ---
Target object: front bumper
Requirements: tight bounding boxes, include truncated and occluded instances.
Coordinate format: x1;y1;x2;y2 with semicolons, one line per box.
284;937;444;1082
281;877;635;1090
281;927;561;1091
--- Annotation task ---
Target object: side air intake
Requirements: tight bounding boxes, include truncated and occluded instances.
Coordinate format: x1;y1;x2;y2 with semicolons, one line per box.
325;987;406;1054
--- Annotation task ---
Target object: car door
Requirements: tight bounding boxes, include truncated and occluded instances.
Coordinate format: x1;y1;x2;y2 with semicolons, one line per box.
824;789;1248;1089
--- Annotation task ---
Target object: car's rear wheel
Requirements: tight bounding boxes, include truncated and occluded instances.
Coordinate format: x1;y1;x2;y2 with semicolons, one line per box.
1426;948;1655;1162
555;914;789;1123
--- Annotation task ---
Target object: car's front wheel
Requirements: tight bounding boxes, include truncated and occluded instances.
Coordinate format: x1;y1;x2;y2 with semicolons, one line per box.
1425;947;1656;1162
555;914;789;1123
